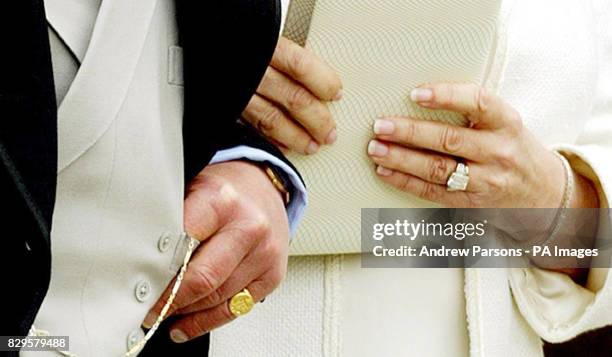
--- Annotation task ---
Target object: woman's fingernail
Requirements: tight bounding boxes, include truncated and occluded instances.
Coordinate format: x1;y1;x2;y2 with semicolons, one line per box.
326;129;337;145
368;140;389;157
307;141;320;154
377;165;393;177
142;312;158;329
170;329;189;343
410;88;433;102
373;119;395;135
333;89;343;101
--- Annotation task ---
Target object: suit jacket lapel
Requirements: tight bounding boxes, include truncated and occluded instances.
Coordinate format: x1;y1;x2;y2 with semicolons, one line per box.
44;0;101;63
56;0;158;172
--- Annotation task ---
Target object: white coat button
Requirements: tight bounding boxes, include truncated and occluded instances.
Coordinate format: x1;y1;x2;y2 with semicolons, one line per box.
135;281;151;302
127;328;144;350
158;232;173;252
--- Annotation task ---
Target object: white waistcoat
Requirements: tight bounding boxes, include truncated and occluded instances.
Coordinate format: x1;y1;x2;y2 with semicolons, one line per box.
25;0;186;355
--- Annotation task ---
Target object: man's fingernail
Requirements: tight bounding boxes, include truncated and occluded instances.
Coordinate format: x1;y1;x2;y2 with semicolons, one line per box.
333;89;343;101
307;141;320;154
410;88;433;102
376;165;393;177
170;329;189;343
373;119;394;135
142;311;158;329
368;140;389;157
325;129;337;145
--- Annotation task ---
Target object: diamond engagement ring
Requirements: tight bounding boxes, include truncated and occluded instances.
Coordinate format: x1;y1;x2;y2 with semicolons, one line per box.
446;162;470;192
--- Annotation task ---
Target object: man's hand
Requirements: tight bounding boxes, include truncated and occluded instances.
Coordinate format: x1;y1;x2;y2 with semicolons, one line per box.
142;161;289;343
243;36;343;155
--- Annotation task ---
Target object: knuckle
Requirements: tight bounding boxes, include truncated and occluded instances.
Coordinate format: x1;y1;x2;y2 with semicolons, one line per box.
327;80;342;99
487;175;509;192
179;318;197;338
258;67;275;90
203;287;224;306
268;269;285;288
320;70;343;100
396;147;410;167
300;139;314;153
437;83;455;107
429;157;450;183
167;298;182;315
258;105;284;133
505;108;524;134
310;110;334;141
441;126;463;153
188;314;208;336
209;180;240;216
485;173;513;196
288;48;311;78
186;177;237;233
221;305;236;321
243;97;258;117
317;108;334;130
419;182;440;201
397;175;413;193
191;263;223;294
466;192;486;208
259;239;283;262
287;87;315;112
244;96;267;121
494;146;519;169
245;215;272;237
401;121;417;143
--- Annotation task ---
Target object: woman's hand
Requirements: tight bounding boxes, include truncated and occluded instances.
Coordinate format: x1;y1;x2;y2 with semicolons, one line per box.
368;82;599;209
242;37;343;155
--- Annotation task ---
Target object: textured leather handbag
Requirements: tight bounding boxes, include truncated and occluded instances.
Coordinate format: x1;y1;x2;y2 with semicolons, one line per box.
285;0;506;255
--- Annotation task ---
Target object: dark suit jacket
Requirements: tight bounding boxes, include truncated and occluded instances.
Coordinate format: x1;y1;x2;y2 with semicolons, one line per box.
0;0;288;355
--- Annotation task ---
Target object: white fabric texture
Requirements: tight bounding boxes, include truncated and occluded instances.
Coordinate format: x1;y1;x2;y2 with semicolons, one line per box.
506;0;612;345
211;0;612;356
209;256;327;357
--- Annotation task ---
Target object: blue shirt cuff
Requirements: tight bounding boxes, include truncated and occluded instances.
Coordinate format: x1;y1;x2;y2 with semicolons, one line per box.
209;146;307;237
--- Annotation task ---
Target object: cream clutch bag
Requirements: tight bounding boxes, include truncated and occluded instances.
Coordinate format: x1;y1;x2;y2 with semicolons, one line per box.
285;0;506;255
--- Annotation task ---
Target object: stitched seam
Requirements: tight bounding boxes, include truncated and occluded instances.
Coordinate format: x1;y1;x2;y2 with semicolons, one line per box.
80;120;119;354
323;255;342;357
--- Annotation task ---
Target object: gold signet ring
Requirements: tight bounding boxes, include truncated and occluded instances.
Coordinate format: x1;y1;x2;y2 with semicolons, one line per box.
229;289;254;317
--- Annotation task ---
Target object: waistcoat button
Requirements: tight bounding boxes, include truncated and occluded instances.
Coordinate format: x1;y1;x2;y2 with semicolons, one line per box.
135;281;151;302
126;328;145;350
158;232;173;252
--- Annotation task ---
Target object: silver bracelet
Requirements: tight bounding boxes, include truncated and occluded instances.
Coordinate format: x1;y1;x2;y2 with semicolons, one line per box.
539;151;574;246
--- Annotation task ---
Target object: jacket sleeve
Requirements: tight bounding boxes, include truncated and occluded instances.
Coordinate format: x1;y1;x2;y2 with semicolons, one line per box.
177;0;301;183
509;0;612;343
